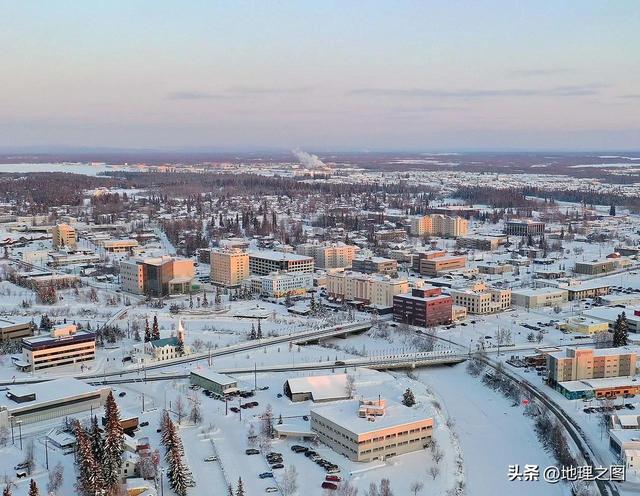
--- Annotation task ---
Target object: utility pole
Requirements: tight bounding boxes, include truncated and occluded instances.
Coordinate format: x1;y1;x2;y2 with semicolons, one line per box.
45;436;49;469
254;363;257;391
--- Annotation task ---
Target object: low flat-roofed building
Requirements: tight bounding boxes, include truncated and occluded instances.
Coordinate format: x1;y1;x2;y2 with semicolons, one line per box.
310;398;433;462
351;256;398;276
511;287;568;309
456;235;506;251
98;239;139;253
574;258;630;276
0;378;110;428
418;254;466;277
477;263;513;275
450;281;511;314
190;370;238;397
583;307;640;333
538;279;612;301
555;376;640;400
284;374;349;403
504;220;545;236
561;316;609;335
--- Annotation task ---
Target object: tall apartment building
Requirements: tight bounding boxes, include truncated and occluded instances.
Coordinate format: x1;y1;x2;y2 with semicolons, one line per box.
210;248;250;288
19;324;96;371
504;220;545;236
393;286;452;327
296;242;357;269
120;256;194;296
326;271;409;309
310;398;433;462
248;250;314;276
547;347;637;386
450;282;511;314
351;256;398;276
410;215;468;238
51;223;77;250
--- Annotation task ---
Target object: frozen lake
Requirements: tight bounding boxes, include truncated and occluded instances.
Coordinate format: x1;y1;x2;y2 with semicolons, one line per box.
0;162;122;176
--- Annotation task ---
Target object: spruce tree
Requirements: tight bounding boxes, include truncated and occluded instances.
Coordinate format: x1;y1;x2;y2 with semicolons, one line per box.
152;316;160;340
27;480;39;496
168;448;188;496
144;317;151;342
613;312;629;347
102;392;124;491
236;477;245;496
74;422;102;495
90;415;104;467
2;485;11;496
402;388;416;407
256;319;262;339
250;323;256;340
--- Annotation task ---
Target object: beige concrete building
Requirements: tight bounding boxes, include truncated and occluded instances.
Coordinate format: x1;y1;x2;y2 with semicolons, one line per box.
560;317;610;335
511;287;568;309
547;347;637;385
326;270;408;309
311;398;433;462
410;214;468;238
574;259;622;276
351;256;398;276
120;256;195;296
98;239;139;253
120;259;145;294
457;235;506;251
450;282;511;314
296;242;358;269
51;223;77;250
419;254;466;277
210;248;250;288
249;250;314;276
19;324;96;371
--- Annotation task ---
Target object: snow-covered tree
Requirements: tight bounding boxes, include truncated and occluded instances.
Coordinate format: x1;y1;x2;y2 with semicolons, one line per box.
74;422;103;495
235;477;245;496
27;480;39;496
102;392;124;492
152;316;160;340
380;478;394;496
47;462;64;495
409;481;424;496
402;388;416;407
189;398;203;424
613;312;629;347
281;465;298;495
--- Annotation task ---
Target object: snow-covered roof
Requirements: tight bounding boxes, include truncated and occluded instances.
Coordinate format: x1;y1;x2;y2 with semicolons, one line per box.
190;369;237;386
285;374;349;401
0;378;107;411
311;399;433;436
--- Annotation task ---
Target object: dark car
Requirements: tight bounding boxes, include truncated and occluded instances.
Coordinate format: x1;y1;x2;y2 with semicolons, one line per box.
302;415;309;421
230;407;240;413
118;392;126;397
140;421;149;427
291;445;307;453
271;463;284;469
259;472;274;479
322;482;338;490
245;449;260;455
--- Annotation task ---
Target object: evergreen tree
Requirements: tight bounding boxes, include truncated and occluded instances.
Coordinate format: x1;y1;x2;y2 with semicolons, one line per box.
236;477;245;496
168;448;188;496
610;204;616;216
256;319;262;339
74;422;103;495
250;323;256;340
402;388;416;407
102;392;124;491
152;316;160;340
613;312;629;347
90;415;104;467
202;291;209;307
27;480;39;496
144;317;151;342
2;485;11;496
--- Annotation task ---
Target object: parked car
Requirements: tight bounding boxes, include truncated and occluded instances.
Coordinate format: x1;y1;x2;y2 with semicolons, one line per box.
230;407;240;413
16;471;27;479
118;392;126;397
204;456;218;462
259;472;274;479
271;463;284;469
246;449;260;455
265;488;278;493
139;421;149;427
326;475;342;482
321;482;338;490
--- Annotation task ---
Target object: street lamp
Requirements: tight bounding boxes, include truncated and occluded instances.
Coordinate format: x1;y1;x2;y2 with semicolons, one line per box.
17;420;23;450
160;468;165;496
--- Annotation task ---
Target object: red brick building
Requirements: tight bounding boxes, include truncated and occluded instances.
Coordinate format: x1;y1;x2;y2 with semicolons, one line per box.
393;286;452;328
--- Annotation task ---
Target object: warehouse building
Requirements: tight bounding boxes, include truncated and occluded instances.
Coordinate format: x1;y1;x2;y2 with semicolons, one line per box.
283;374;349;403
190;370;238;397
511;287;568;309
0;378;110;428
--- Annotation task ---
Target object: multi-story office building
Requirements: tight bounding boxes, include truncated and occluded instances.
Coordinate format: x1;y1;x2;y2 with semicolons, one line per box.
243;271;313;298
351;256;398;276
504;220;545;236
393;286;452;327
456;235;506;251
450;282;511;314
310;398;433;462
19;324;96;371
51;223;77;250
410;215;468;238
547;347;637;385
248;250;314;276
210;248;250;288
418;254;466;277
296;242;358;269
0;319;34;342
511;287;568;309
326;271;409;309
574;258;628;276
120;256;195;296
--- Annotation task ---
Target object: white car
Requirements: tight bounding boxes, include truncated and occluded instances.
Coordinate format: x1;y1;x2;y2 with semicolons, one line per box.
204;456;218;462
265;488;278;494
